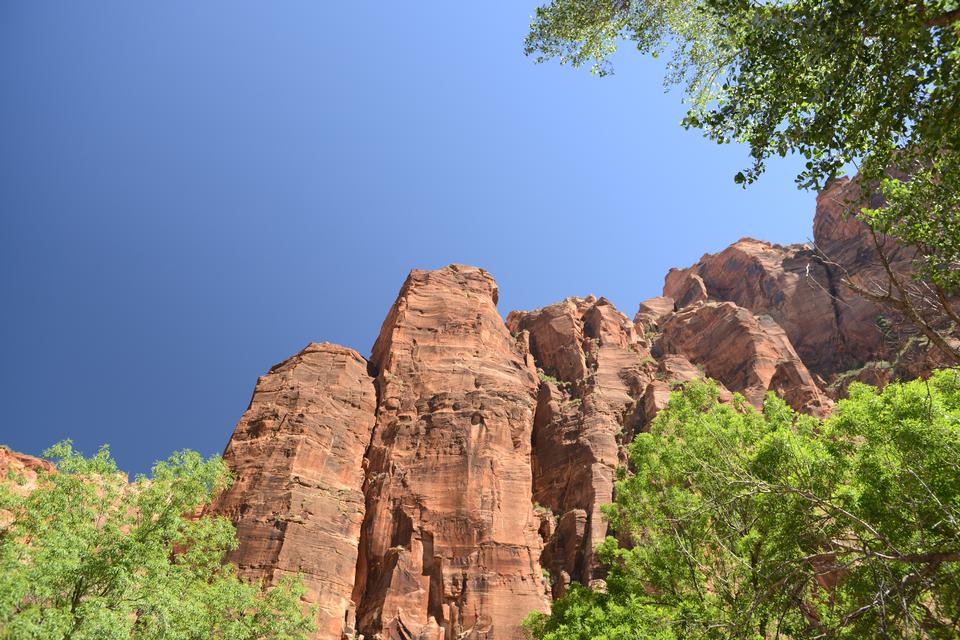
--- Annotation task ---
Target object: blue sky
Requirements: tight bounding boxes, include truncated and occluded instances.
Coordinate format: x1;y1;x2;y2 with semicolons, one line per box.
1;2;816;475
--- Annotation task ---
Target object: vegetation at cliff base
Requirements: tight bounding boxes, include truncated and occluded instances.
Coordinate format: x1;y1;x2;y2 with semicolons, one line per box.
0;444;315;640
526;0;960;362
525;372;960;639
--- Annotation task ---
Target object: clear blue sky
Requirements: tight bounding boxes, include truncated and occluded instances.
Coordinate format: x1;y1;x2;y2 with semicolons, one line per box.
1;2;816;475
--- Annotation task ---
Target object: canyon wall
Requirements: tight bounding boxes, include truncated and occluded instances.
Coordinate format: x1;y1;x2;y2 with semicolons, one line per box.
353;265;549;640
171;185;960;638
6;182;956;639
208;343;377;639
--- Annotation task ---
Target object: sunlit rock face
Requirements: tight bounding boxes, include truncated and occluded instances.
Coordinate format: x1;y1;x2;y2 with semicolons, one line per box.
665;177;958;386
657;301;832;417
506;296;651;598
0;447;52;499
353;265;549;640
209;343;377;640
206;179;956;639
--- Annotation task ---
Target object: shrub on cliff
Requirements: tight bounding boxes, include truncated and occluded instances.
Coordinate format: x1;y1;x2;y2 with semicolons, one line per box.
0;443;315;640
525;371;960;639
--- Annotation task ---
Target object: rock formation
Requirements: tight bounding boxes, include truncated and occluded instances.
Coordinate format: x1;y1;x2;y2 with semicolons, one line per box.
506;297;651;597
6;183;956;640
0;447;52;497
203;180;957;637
661;177;957;391
353;265;549;640
209;343;377;640
0;179;940;640
656;301;831;417
211;259;838;638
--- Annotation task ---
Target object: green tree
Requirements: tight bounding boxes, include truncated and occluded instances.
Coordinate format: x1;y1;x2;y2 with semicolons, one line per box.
0;442;315;640
526;0;960;362
526;373;960;639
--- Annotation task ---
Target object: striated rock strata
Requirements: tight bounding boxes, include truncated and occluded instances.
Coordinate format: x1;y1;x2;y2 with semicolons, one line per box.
656;301;831;417
663;177;958;386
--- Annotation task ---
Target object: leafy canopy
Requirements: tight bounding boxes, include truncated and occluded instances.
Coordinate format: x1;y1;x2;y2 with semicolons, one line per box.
526;0;960;292
0;443;315;640
525;372;960;639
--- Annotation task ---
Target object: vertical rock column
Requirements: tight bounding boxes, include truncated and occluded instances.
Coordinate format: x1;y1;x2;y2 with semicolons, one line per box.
210;343;377;640
506;297;652;596
354;265;549;640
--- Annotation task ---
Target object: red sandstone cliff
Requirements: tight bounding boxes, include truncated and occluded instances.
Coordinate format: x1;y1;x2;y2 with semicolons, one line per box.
659;177;957;393
8;191;952;638
209;343;377;639
505;297;650;597
354;265;549;640
199;182;957;639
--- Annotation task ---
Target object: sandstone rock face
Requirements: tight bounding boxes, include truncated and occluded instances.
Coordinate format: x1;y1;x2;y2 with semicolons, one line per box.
663;270;708;310
810;177;944;376
661;178;957;384
0;449;51;529
210;343;377;640
634;295;675;330
202;176;956;639
504;290;838;598
506;297;651;597
354;265;549;640
657;302;832;417
641;354;733;421
813;177;886;266
665;239;848;374
0;448;52;497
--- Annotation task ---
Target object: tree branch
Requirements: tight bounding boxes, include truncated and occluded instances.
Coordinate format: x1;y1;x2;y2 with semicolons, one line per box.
926;8;960;27
866;227;960;363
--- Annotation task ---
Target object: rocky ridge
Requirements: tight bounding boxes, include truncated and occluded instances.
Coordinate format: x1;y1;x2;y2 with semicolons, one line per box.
6;185;951;640
6;180;957;639
217;183;960;639
211;187;960;639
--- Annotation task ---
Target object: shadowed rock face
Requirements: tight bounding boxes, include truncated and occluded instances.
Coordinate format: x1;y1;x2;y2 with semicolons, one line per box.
209;343;377;640
354;265;549;640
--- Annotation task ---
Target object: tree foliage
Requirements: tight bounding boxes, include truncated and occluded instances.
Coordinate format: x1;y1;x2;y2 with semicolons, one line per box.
526;0;960;359
526;373;960;639
0;443;315;640
526;0;960;190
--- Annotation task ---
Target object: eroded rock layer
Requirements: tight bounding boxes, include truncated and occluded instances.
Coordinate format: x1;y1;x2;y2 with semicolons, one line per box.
657;301;831;417
210;343;377;640
353;265;549;640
